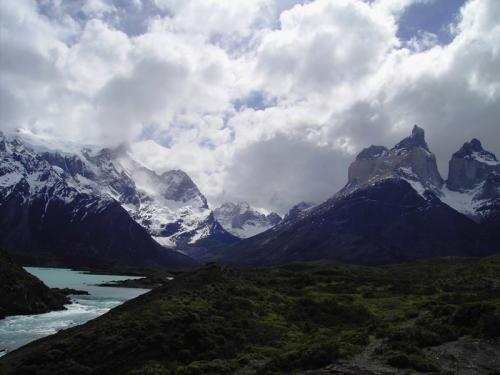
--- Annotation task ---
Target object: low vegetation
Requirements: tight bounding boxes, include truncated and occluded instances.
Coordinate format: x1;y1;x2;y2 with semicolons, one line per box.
0;251;69;319
2;256;500;374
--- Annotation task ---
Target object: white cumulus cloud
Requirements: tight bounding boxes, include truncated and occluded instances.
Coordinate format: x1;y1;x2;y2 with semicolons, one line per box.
0;0;499;213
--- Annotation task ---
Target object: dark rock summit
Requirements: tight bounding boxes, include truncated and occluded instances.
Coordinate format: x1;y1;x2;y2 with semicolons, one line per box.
393;124;429;151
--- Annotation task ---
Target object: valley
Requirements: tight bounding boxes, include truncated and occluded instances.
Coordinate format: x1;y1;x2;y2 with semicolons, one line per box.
1;256;499;374
1;126;499;374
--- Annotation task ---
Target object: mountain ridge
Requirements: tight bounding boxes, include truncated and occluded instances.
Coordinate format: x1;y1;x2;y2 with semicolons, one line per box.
0;131;208;268
215;126;499;266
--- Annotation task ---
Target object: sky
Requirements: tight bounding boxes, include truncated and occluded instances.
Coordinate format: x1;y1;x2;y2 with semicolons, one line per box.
0;0;499;214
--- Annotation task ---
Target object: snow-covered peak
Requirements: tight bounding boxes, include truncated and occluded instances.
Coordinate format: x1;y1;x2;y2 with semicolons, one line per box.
11;128;102;157
451;139;499;166
0;132;218;247
213;201;282;238
447;139;500;191
443;139;500;220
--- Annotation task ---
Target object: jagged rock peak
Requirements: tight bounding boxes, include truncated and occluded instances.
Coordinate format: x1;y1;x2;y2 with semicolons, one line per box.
452;139;497;162
347;125;443;191
356;145;388;161
393;125;429;151
447;139;500;191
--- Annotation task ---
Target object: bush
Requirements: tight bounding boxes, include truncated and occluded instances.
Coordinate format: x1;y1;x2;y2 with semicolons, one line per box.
453;303;494;328
176;360;234;375
477;311;500;338
261;342;340;373
386;352;439;372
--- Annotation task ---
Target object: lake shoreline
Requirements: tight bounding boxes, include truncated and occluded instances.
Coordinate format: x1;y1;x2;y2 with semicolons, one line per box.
0;267;150;356
12;262;177;290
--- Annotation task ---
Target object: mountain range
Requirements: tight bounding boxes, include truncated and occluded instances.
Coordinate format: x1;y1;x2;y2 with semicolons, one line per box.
0;131;277;267
0;126;499;268
217;126;500;266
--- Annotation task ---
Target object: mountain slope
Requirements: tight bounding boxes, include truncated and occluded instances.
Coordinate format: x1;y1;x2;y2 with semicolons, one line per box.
0;251;69;319
217;126;498;267
218;179;485;266
0;132;195;268
11;131;231;247
283;201;316;222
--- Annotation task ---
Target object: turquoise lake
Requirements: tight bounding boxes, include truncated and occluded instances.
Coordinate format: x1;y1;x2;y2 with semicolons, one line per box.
0;267;149;356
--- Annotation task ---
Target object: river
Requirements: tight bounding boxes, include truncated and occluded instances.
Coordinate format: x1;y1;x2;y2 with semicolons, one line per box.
0;267;149;356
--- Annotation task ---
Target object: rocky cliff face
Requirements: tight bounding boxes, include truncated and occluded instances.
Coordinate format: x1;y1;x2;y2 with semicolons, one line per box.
440;139;500;223
213;202;281;238
447;139;500;191
347;125;443;193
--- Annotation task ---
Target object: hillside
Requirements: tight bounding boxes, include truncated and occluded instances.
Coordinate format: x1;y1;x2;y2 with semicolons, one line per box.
2;256;499;374
0;251;69;320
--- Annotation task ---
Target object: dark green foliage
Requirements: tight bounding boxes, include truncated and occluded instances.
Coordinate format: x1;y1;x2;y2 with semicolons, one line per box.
2;256;500;375
0;250;69;319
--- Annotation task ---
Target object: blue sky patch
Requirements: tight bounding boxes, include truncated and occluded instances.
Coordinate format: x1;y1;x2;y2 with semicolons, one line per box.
233;91;275;111
397;0;467;45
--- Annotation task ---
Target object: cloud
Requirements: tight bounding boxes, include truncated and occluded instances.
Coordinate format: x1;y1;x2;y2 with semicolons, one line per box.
221;134;352;214
256;0;398;96
0;0;499;212
95;56;189;141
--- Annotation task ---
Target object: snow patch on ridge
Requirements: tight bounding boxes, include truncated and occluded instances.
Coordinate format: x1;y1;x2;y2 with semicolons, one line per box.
439;183;487;219
469;151;500;166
